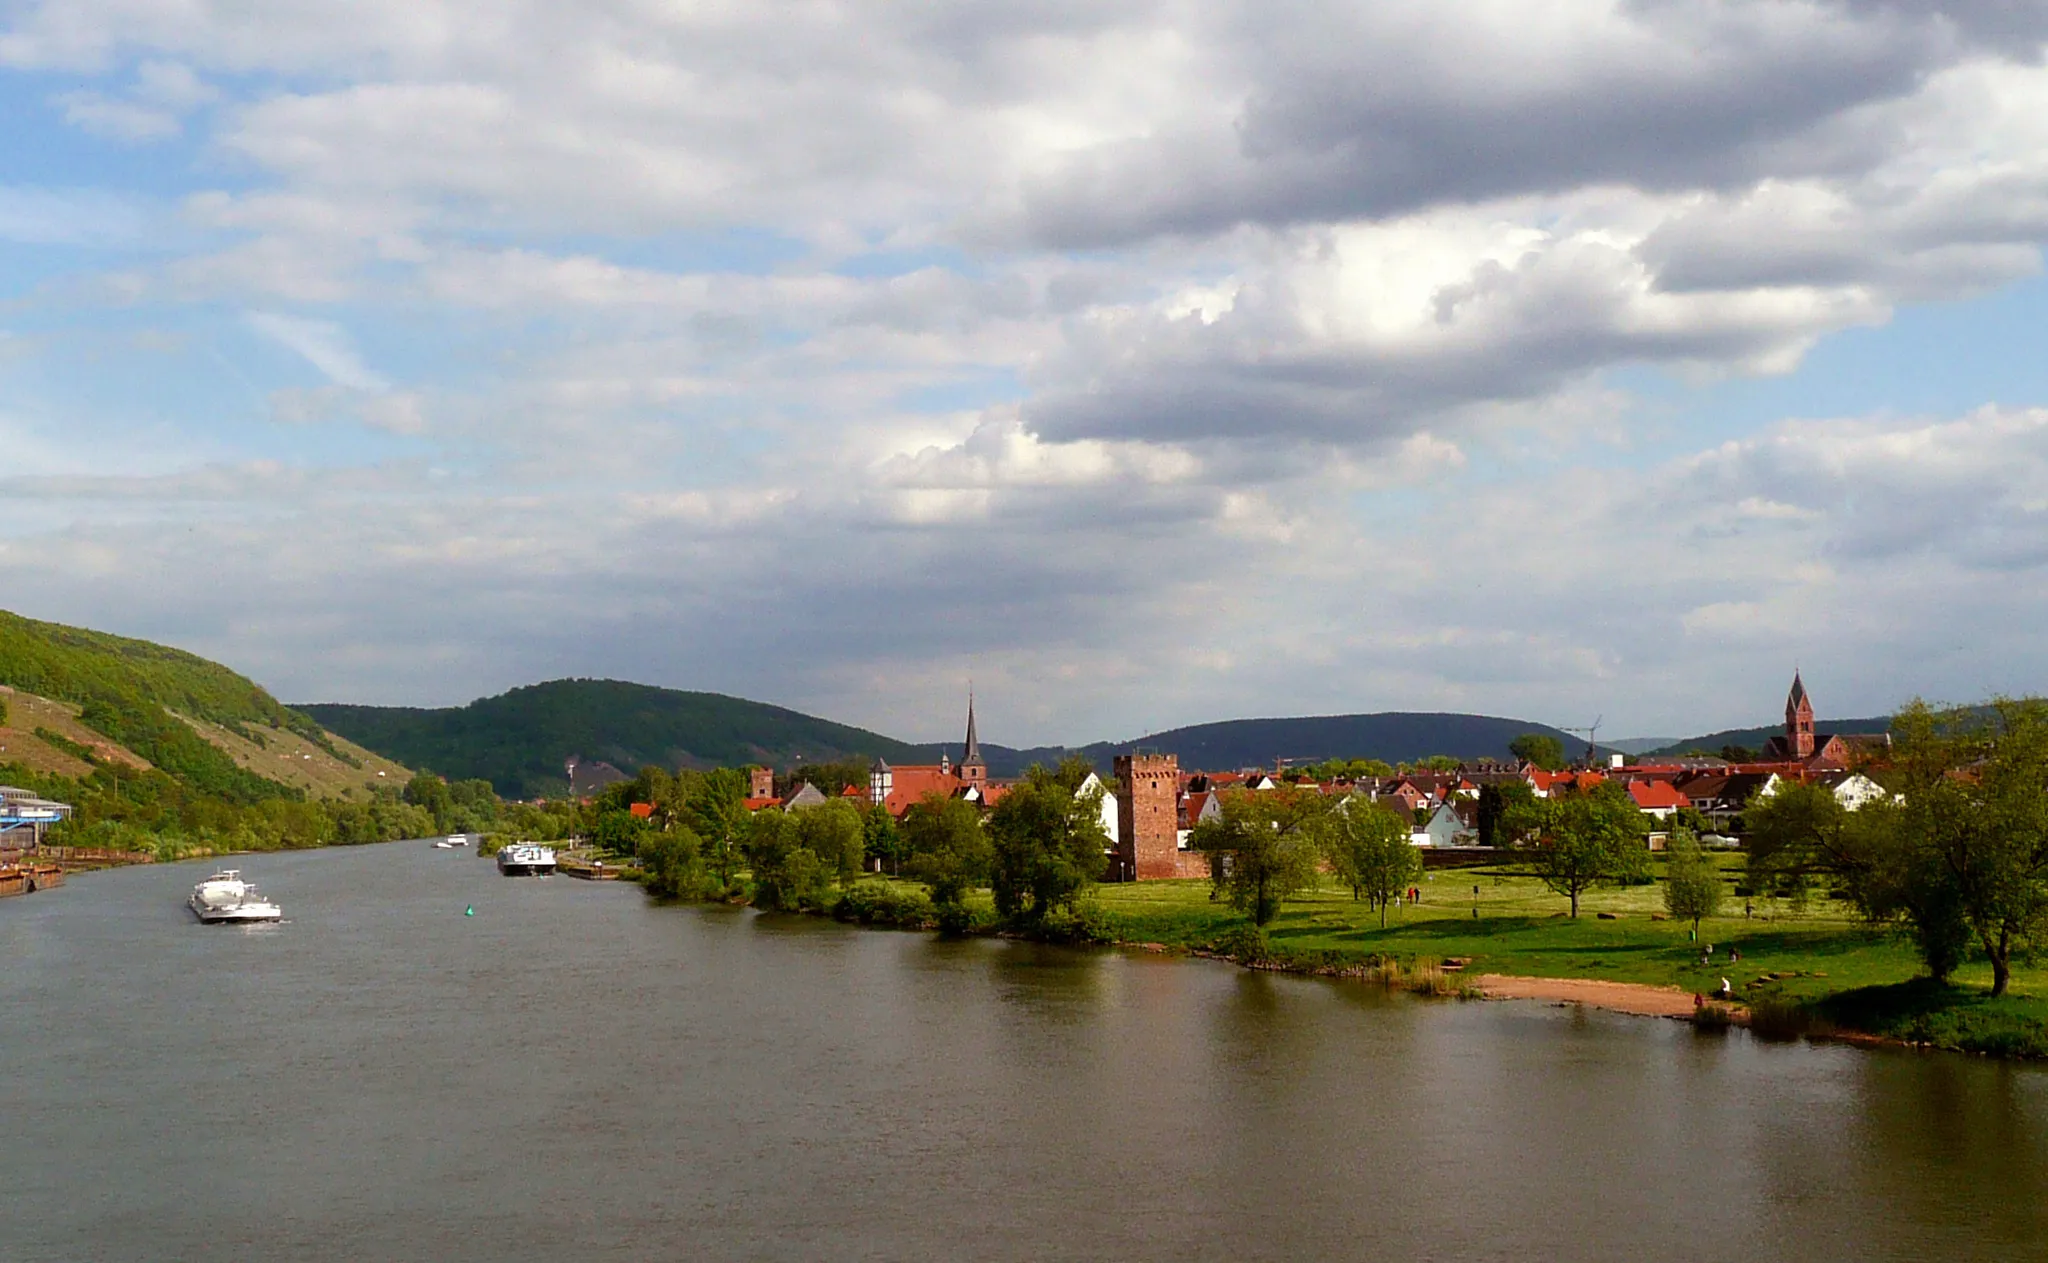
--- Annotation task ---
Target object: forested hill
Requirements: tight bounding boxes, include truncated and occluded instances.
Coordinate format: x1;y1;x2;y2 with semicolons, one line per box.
306;680;1592;795
1042;712;1593;773
301;680;939;799
1644;717;1894;758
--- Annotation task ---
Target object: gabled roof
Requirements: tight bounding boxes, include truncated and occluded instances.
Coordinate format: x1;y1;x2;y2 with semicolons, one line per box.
1628;780;1689;810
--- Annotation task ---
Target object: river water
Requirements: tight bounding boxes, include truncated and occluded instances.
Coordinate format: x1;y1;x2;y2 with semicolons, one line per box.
4;842;2046;1262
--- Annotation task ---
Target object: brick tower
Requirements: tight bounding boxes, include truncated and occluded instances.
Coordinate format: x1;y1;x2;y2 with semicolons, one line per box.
1113;752;1180;881
1786;671;1815;760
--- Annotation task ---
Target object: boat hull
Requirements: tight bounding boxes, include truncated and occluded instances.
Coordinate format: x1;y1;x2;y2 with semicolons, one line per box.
189;896;282;923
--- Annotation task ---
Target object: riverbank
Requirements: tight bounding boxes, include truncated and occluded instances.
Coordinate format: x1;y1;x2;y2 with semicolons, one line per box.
735;862;2048;1058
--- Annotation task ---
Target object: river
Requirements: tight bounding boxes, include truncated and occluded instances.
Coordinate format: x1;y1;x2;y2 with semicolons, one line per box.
4;841;2045;1261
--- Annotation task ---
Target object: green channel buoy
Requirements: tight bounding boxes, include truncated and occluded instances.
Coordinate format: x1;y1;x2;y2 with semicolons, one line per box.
465;905;474;917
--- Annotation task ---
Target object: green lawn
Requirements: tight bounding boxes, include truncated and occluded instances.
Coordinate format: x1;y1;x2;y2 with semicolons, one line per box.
1087;858;2047;1011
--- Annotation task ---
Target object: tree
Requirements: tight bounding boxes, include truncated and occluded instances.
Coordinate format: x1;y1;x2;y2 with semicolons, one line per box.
1662;829;1722;933
1719;744;1758;763
1190;787;1329;926
640;825;708;899
403;772;454;832
1477;780;1535;847
742;810;832;912
1509;734;1567;771
986;764;1110;923
1503;782;1649;917
862;802;903;874
684;767;751;888
901;792;992;913
794;799;866;884
1750;699;2048;996
1325;798;1422;927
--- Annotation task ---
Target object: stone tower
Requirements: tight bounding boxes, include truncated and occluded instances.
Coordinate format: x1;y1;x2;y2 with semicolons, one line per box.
959;693;987;788
749;766;774;799
1113;752;1180;881
1786;671;1816;760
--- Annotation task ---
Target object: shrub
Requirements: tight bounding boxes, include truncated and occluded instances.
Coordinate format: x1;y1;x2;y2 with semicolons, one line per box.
1215;923;1270;963
832;881;936;928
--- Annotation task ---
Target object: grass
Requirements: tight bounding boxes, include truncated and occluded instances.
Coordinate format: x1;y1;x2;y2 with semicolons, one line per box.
1081;860;2048;1053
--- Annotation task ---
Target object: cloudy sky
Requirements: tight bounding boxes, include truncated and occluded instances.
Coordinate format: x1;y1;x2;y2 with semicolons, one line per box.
4;2;2048;746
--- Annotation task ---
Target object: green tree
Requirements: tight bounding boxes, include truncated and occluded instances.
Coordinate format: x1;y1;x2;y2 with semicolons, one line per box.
639;825;709;899
1719;744;1758;763
986;765;1110;923
1509;734;1567;771
794;799;866;884
402;771;454;831
1325;798;1421;927
1503;782;1649;917
1477;780;1535;846
1751;700;2048;995
1190;786;1329;926
862;802;903;874
901;792;992;915
1662;829;1722;933
742;810;832;912
684;767;751;888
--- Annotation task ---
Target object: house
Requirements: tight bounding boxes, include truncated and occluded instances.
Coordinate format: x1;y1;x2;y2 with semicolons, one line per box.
1814;770;1893;811
1676;771;1780;829
1076;771;1122;848
1176;788;1222;847
781;782;828;811
1413;800;1477;847
1626;779;1688;821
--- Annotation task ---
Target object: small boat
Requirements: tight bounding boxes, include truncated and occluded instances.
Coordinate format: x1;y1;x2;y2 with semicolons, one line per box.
433;835;469;849
189;869;282;923
496;843;557;877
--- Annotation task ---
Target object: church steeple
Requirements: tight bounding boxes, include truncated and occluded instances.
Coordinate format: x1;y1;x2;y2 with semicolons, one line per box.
960;691;986;786
1786;670;1815;760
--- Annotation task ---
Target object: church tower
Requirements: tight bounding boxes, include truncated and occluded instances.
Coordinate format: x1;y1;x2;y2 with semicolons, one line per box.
959;692;987;788
1786;671;1816;760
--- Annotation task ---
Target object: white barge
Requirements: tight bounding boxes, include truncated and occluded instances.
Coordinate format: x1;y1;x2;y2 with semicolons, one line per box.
496;843;557;877
188;869;282;923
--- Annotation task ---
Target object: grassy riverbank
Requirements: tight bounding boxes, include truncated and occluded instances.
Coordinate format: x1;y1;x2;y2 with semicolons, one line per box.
1081;863;2048;1056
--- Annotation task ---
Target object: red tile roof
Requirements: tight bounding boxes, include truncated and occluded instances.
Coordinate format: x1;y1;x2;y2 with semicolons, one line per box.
1628;780;1689;810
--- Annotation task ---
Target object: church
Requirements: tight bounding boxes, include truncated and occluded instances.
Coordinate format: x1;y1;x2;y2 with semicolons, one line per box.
1760;672;1888;770
867;696;997;817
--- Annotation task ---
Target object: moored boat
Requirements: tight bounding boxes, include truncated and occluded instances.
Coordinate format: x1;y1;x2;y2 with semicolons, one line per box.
188;869;283;923
496;843;557;877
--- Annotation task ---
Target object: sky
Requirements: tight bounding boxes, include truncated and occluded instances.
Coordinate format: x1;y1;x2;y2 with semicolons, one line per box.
4;2;2048;747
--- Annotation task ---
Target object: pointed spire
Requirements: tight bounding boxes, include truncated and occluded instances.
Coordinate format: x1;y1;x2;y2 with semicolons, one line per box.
963;688;982;765
1788;669;1807;710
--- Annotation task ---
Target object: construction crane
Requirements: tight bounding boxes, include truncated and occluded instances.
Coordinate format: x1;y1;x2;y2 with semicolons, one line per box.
1558;716;1604;766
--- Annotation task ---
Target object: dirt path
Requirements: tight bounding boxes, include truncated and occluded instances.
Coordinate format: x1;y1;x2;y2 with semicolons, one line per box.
1474;974;1721;1019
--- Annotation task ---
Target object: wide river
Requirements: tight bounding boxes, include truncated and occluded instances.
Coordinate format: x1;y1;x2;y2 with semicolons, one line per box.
4;842;2047;1261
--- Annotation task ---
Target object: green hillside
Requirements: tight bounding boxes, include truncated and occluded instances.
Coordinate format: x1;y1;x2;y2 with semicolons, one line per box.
1645;716;1894;758
302;679;936;799
0;609;332;804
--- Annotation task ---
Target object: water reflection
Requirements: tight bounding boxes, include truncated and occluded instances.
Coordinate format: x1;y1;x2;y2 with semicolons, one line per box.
3;847;2046;1263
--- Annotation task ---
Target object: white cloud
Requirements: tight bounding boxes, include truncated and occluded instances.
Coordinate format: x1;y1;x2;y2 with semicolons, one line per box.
245;311;387;391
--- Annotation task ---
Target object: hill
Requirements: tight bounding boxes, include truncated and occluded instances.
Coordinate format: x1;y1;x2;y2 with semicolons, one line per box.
1038;712;1593;774
1643;717;1894;759
302;680;943;799
0;609;405;803
306;680;1592;794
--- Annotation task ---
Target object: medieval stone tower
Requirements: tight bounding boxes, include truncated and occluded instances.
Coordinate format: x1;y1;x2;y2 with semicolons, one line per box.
1786;671;1816;760
1113;752;1180;881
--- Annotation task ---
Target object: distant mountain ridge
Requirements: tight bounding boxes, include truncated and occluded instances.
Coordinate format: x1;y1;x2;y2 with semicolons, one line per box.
304;679;1592;798
1643;716;1894;758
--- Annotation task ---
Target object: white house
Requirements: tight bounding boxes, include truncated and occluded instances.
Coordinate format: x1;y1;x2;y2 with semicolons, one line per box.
1075;771;1120;847
1413;801;1476;848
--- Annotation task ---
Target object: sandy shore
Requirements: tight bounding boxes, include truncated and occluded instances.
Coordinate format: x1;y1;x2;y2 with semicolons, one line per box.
1474;973;1723;1019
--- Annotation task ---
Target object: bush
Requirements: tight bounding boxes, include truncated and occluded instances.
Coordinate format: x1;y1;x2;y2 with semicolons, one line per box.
1215;923;1270;963
1032;901;1112;945
832;881;936;928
